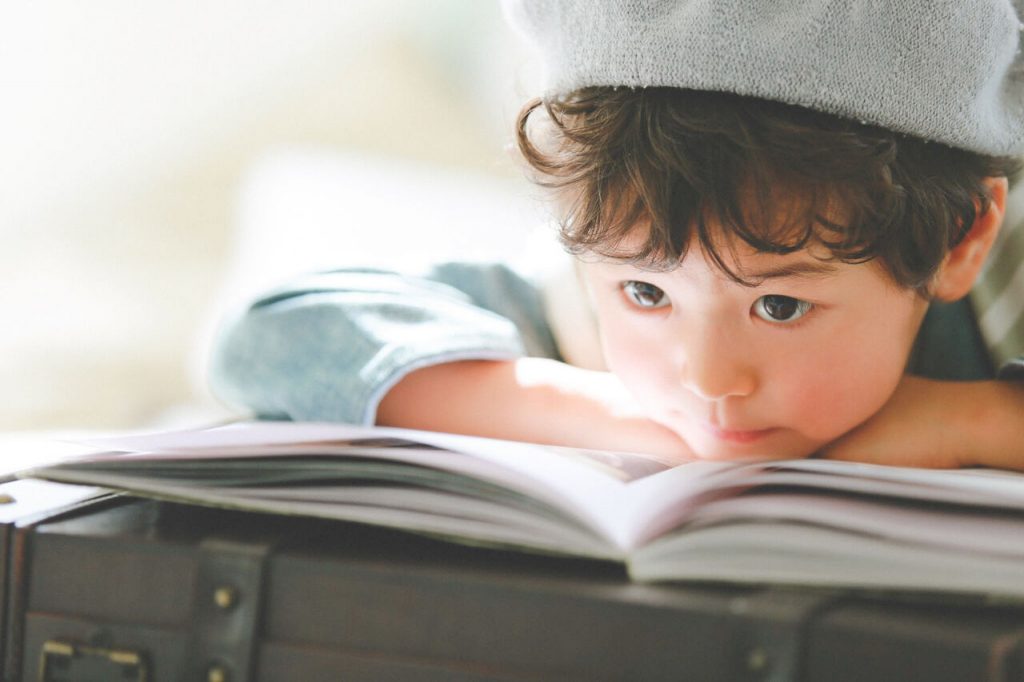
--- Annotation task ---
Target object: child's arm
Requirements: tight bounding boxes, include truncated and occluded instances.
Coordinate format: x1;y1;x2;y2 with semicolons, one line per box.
821;375;1024;470
209;264;545;424
209;262;688;460
377;357;691;459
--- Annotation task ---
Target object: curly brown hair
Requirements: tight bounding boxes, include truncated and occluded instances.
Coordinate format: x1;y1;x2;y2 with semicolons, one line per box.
516;87;1021;291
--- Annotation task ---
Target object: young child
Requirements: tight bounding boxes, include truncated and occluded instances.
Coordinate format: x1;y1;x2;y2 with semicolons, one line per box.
210;0;1024;469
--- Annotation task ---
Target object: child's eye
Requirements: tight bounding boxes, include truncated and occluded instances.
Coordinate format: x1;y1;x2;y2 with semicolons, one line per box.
622;281;670;309
752;295;813;323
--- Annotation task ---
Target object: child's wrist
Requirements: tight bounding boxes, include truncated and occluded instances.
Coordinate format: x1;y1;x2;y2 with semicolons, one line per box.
959;380;1024;469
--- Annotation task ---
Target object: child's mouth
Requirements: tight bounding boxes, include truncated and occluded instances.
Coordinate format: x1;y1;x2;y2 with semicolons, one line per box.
701;423;778;444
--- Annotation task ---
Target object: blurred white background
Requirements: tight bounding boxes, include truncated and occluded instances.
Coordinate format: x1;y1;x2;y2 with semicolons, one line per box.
1;1;548;432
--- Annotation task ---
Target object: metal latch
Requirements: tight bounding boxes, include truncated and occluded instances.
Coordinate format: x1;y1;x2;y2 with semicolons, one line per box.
38;639;149;682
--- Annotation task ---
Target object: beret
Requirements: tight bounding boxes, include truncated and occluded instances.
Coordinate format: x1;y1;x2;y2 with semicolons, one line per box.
503;0;1024;155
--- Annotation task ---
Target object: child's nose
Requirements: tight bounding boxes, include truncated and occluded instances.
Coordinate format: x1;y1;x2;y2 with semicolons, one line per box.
678;329;757;401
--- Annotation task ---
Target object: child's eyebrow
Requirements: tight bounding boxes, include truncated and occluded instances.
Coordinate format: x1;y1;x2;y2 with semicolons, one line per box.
744;261;839;282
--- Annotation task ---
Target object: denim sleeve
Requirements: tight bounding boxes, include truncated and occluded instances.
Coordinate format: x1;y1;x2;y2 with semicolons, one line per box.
208;262;560;424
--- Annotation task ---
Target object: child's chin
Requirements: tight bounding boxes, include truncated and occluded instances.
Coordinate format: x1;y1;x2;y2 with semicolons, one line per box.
684;431;819;462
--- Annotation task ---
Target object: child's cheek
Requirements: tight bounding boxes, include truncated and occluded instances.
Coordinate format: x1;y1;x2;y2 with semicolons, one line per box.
601;327;668;403
780;345;905;442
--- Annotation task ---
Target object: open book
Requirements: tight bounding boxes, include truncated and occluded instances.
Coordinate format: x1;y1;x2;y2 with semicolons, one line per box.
20;421;1024;598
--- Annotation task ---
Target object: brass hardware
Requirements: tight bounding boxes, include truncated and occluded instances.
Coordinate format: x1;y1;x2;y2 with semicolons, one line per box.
40;641;73;658
746;646;769;672
39;639;148;681
207;663;230;682
109;650;143;665
213;585;238;610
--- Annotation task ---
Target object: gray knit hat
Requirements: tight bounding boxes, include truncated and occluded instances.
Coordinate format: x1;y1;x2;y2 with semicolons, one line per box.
503;0;1024;156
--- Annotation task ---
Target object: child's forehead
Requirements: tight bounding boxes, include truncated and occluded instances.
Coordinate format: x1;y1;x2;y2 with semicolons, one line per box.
578;231;901;291
592;227;840;276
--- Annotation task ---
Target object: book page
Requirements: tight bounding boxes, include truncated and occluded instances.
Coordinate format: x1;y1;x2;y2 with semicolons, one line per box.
55;421;687;548
52;421;1024;558
616;455;1024;549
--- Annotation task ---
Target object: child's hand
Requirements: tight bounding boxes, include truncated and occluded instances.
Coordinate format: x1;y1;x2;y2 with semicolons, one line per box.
820;375;1024;471
378;357;695;464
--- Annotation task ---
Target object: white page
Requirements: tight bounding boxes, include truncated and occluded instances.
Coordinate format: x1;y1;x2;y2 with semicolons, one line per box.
78;421;402;452
720;468;1024;510
629;523;1024;597
70;421;679;549
33;468;618;558
686;492;1024;558
0;479;104;523
611;456;1024;549
66;421;1024;553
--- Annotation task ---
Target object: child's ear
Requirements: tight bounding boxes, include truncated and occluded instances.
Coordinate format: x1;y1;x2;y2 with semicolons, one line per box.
929;176;1008;302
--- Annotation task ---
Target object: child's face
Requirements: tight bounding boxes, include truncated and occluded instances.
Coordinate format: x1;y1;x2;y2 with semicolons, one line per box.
581;236;930;461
